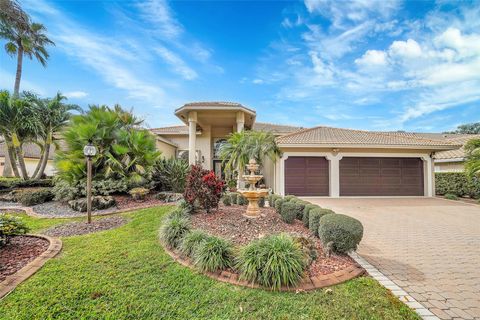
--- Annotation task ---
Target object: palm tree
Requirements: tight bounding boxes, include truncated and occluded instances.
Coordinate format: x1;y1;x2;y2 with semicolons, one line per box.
465;138;480;178
0;0;55;97
25;92;81;179
0;90;40;179
220;130;282;184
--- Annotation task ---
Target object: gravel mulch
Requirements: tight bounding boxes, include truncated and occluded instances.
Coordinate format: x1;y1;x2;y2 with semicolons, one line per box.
29;194;167;218
0;201;21;208
0;236;49;282
43;216;128;237
191;205;356;277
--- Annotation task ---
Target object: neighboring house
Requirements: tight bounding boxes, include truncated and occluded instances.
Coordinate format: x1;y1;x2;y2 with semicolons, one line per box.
0;141;57;177
152;102;460;198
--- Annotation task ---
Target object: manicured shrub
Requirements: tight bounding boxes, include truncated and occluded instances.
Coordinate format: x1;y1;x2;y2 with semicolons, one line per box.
274;198;284;214
67;196;116;212
303;204;319;227
194;236;234;272
53;178;129;201
155;192;183;203
16;188;54;206
237;233;306;290
280;202;301;224
318;214;364;254
237;194;248;206
229;192;238;204
444;193;459;200
435;172;480;198
284;195;297;202
292;235;318;265
159;214;190;249
222;195;232;206
0;178;53;191
292;200;307;219
309;208;335;237
179;230;209;258
129;187;149;201
184;165;224;213
0;214;30;247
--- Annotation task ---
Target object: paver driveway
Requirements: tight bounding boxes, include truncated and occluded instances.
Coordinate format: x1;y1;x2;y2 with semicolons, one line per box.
303;197;480;320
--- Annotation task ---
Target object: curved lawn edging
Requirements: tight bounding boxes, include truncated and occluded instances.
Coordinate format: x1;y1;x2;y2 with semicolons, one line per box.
163;245;366;292
0;234;62;299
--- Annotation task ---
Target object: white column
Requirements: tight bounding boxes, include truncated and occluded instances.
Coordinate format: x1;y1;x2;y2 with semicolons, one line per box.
188;111;197;165
279;155;288;196
422;155;433;197
326;153;343;198
236;111;245;132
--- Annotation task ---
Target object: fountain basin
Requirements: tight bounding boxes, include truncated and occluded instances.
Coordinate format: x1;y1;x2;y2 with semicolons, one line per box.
238;189;269;218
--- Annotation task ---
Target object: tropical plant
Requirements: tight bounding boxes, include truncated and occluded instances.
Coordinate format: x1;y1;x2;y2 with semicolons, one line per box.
183;165;224;213
152;157;189;192
219;130;282;183
0;90;41;179
0;0;55;96
0;213;30;247
237;233;306;290
465;138;480;178
55;105;161;196
445;122;480;134
193;235;234;272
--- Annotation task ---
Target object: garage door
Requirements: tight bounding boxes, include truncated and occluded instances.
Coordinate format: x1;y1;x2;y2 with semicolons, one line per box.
285;157;329;196
340;157;424;196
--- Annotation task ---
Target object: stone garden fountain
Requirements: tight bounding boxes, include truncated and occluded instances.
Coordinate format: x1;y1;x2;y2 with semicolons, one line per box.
238;159;269;218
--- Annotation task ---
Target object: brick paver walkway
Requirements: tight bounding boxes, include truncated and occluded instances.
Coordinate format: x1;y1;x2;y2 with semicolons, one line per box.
304;197;480;320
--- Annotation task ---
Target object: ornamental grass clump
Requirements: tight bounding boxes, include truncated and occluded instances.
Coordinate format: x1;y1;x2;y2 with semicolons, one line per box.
318;214;364;254
194;236;234;272
159;214;190;249
222;195;232;206
179;230;210;258
309;208;335;237
237;233;306;290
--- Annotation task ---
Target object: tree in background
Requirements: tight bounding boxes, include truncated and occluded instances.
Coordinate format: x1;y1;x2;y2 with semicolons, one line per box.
465;138;480;178
0;0;55;97
26;92;81;179
55;105;161;189
445;122;480;134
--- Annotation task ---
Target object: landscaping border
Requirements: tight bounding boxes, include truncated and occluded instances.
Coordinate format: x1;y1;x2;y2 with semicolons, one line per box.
164;245;365;292
0;203;171;219
0;234;62;299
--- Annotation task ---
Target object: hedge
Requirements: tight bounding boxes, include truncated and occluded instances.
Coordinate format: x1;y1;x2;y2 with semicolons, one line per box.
0;178;53;191
318;214;364;254
435;172;480;198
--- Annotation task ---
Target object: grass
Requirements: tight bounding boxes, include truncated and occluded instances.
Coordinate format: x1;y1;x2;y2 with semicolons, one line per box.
0;206;420;319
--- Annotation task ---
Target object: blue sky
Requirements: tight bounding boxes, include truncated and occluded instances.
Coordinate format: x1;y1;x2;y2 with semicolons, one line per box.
0;0;479;132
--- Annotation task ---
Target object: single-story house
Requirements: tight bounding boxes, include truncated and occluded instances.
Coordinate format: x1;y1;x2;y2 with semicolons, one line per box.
151;102;460;198
0;141;56;177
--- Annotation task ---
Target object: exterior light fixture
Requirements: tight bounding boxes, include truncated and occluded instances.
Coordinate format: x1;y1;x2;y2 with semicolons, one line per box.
83;139;97;224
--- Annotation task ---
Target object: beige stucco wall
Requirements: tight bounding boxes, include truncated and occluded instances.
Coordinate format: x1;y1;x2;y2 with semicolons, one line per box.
156;140;177;159
434;161;464;172
0;157;55;177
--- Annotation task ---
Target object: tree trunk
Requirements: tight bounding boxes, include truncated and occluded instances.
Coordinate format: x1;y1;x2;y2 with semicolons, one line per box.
3;139;20;177
13;46;23;97
12;133;29;180
35;138;51;179
2;147;13;177
32;145;45;179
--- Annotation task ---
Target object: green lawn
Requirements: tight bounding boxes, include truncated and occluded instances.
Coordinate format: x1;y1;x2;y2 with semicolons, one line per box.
0;206;420;320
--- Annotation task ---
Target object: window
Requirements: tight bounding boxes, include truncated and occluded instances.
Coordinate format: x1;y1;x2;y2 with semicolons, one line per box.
213;138;227;159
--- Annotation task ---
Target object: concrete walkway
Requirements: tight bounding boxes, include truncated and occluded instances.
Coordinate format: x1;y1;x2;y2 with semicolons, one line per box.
303;197;480;320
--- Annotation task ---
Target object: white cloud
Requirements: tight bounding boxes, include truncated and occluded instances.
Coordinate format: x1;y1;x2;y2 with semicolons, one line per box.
355;50;388;67
154;46;197;80
64;91;88;99
135;0;183;39
388;39;423;59
252;79;264;84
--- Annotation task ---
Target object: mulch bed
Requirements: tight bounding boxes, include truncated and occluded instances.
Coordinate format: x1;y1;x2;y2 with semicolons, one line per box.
191;204;356;277
112;194;166;210
44;216;128;237
0;236;49;282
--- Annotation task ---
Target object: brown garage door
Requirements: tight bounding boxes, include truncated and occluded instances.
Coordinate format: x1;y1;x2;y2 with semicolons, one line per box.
285;157;329;196
340;157;424;196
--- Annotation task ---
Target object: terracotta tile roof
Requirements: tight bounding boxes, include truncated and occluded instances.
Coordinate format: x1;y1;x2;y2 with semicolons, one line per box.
150;122;303;136
176;101;256;114
0;142;60;160
431;134;480;160
276;126;460;149
150;125;189;135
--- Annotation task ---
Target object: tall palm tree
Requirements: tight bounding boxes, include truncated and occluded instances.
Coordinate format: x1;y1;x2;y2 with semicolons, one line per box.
25;92;81;179
0;0;55;97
